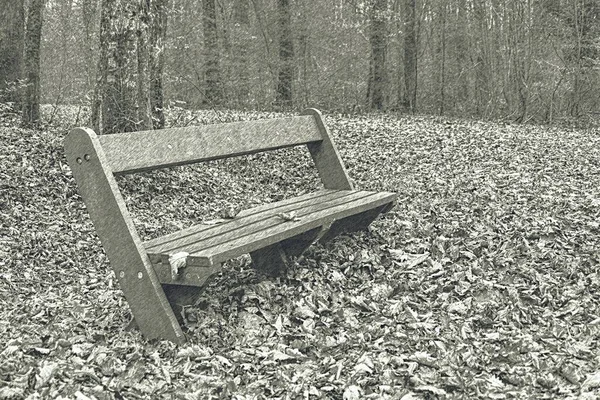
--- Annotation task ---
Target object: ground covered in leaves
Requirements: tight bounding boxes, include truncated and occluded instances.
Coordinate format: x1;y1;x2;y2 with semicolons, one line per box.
1;107;600;399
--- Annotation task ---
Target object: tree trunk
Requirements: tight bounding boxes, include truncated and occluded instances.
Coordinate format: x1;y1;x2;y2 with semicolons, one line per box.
81;0;99;92
0;0;25;105
298;8;309;108
94;0;164;134
403;0;417;113
91;0;110;132
104;0;138;134
233;0;251;107
454;0;469;112
438;1;446;116
367;0;387;111
136;0;153;130
203;0;221;106
149;0;168;128
22;0;44;125
275;0;294;108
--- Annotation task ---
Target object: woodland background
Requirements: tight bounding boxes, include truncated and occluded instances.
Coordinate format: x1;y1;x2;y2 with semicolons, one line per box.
1;0;600;130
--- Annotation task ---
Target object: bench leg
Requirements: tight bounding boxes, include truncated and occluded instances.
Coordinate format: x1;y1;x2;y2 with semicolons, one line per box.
319;203;392;243
65;128;185;343
126;285;203;329
281;227;322;258
250;242;289;277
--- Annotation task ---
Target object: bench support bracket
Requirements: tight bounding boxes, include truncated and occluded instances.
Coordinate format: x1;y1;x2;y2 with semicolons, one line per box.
320;203;391;243
251;242;289;277
281;227;322;258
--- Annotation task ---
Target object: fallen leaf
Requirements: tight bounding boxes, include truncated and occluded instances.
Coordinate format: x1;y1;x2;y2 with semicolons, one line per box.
277;211;301;222
343;385;361;400
35;361;58;389
582;371;600;391
220;205;241;219
414;385;447;396
0;387;25;400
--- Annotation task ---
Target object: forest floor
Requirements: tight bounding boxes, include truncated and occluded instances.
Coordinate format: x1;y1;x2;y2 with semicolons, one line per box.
1;107;599;400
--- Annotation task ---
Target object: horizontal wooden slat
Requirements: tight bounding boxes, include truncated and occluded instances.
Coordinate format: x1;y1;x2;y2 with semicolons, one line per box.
144;190;396;267
195;192;395;265
98;116;322;174
152;191;369;257
145;189;347;254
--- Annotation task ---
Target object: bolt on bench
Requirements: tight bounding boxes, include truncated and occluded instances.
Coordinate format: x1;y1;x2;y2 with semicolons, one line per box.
65;109;397;343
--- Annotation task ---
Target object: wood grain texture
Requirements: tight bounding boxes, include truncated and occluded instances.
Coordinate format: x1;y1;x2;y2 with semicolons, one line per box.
144;190;397;267
194;192;395;265
64;127;185;343
145;190;348;256
97;115;322;174
146;191;370;259
301;108;353;190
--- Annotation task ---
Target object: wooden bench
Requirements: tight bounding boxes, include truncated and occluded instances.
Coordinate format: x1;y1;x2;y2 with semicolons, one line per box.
64;109;397;343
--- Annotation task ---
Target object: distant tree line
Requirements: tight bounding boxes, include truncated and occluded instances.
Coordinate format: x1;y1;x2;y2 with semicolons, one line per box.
0;0;599;131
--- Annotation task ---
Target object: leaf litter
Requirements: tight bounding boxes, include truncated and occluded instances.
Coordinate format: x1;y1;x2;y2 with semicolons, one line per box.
0;108;599;398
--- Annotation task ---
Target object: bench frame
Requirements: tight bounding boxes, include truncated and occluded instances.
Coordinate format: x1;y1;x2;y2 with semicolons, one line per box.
65;109;393;343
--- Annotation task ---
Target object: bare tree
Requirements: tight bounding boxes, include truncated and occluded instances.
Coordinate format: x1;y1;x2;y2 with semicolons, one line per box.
22;0;44;125
93;0;169;134
0;0;25;104
275;0;293;108
33;0;600;122
232;0;251;106
136;0;152;130
403;0;417;113
149;0;168;128
367;0;387;110
203;0;221;106
437;0;447;115
81;0;100;92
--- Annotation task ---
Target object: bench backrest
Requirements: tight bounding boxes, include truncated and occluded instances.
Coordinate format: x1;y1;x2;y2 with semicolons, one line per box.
97;115;321;174
66;109;352;190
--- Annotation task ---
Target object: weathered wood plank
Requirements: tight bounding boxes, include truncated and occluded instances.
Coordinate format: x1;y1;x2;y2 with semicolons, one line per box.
98;116;322;174
147;191;378;260
145;189;343;253
302;109;353;190
64;127;185;343
186;191;397;266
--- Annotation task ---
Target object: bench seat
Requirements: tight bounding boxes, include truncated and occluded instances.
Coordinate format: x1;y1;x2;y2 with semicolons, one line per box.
145;189;396;285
